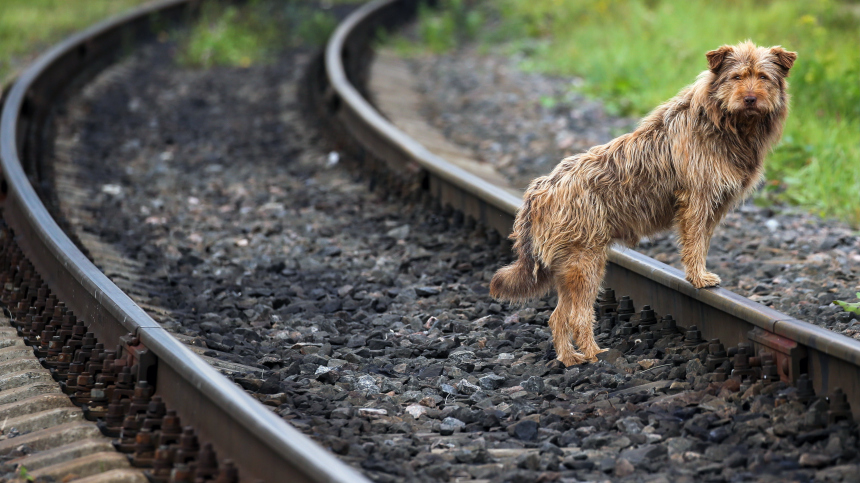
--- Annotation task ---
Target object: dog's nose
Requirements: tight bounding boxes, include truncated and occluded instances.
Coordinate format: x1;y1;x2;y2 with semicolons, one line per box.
744;96;757;106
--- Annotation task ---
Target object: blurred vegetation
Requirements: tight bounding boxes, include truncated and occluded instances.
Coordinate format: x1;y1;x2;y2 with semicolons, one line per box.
0;0;147;84
385;0;484;54
405;0;860;225
418;0;484;53
178;1;340;68
0;0;346;79
837;292;860;315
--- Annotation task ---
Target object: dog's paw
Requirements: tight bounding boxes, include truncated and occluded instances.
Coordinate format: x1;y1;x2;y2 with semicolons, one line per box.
557;352;589;367
583;347;608;362
688;271;721;288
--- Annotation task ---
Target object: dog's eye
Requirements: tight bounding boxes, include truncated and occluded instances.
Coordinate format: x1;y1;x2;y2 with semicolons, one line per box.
759;75;768;80
733;75;741;80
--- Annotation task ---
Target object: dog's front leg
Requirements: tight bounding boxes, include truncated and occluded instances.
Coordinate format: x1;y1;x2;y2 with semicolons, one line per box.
677;192;722;289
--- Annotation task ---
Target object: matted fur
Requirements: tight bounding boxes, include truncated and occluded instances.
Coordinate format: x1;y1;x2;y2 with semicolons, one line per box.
490;42;797;366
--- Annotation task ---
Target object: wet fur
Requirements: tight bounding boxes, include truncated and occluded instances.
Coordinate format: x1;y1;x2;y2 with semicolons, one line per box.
490;42;797;366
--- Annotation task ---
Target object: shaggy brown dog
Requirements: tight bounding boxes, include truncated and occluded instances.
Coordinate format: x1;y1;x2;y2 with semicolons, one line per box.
490;41;796;366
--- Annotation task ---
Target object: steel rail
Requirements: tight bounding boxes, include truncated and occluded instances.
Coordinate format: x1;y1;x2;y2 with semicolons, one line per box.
0;1;372;482
325;0;860;415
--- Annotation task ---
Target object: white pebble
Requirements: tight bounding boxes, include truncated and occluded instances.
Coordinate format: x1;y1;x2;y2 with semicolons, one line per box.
326;151;340;168
101;184;122;195
765;219;779;232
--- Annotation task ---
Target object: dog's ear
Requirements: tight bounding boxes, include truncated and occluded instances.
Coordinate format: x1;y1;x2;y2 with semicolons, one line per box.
706;45;733;73
770;46;797;75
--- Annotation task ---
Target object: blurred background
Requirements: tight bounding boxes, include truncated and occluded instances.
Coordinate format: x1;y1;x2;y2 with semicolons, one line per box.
2;0;857;225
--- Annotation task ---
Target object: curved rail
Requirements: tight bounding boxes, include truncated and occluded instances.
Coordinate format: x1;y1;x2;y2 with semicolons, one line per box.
0;1;371;482
324;0;860;414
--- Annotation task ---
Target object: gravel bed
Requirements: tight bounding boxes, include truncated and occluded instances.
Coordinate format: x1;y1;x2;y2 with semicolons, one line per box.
44;32;860;483
410;47;637;190
405;45;860;338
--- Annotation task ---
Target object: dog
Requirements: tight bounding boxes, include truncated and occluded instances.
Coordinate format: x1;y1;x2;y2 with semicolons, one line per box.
490;41;796;366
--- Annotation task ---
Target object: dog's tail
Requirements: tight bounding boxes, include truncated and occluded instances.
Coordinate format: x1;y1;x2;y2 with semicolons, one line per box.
490;196;552;302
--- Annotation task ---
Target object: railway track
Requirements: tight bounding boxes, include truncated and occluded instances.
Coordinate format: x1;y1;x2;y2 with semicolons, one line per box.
0;0;857;482
321;0;860;413
0;1;372;482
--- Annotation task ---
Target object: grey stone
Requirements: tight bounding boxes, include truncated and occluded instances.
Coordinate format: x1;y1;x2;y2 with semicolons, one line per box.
346;335;367;348
418;364;444;379
799;453;833;468
442;417;466;429
724;453;747;468
607;436;632;450
666;437;694;456
620;444;666;465
597;348;623;363
516;452;541;470
330;407;352;419
685;358;706;378
704;444;733;461
440;383;458;395
449;350;476;362
356;375;380;394
415;286;440;297
479;374;506;390
597;457;616;473
508;419;539;441
386;225;410;239
457;379;481;395
582;433;613;449
521;375;545;393
616;416;644;434
615;458;635;477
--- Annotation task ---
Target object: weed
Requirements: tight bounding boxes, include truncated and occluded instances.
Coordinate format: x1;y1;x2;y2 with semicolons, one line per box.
179;4;267;68
539;95;557;109
836;293;860;315
18;466;33;482
177;1;338;69
414;0;485;53
295;10;338;47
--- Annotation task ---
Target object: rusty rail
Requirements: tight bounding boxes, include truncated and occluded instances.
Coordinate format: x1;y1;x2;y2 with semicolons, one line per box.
0;1;372;482
323;0;860;416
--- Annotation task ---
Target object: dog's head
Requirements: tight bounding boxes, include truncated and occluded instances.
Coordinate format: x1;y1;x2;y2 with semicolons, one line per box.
705;41;796;117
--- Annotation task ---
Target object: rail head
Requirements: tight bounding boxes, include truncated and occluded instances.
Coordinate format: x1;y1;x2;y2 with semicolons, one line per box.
0;1;372;482
325;0;523;216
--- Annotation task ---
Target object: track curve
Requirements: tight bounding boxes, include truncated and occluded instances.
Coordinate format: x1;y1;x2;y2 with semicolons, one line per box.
0;1;371;482
321;0;860;418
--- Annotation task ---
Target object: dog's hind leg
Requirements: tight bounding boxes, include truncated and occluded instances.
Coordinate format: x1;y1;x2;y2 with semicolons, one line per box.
549;245;608;366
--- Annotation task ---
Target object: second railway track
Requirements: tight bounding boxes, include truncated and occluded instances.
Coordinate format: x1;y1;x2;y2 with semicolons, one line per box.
0;0;858;482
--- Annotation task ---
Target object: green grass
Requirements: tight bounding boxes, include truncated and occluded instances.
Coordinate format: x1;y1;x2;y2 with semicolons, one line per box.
407;0;860;225
0;0;147;85
384;0;484;56
0;0;350;80
177;1;339;69
837;292;860;315
18;465;33;482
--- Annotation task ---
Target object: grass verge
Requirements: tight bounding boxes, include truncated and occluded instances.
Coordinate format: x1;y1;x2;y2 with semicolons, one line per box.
0;0;147;85
177;0;340;69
